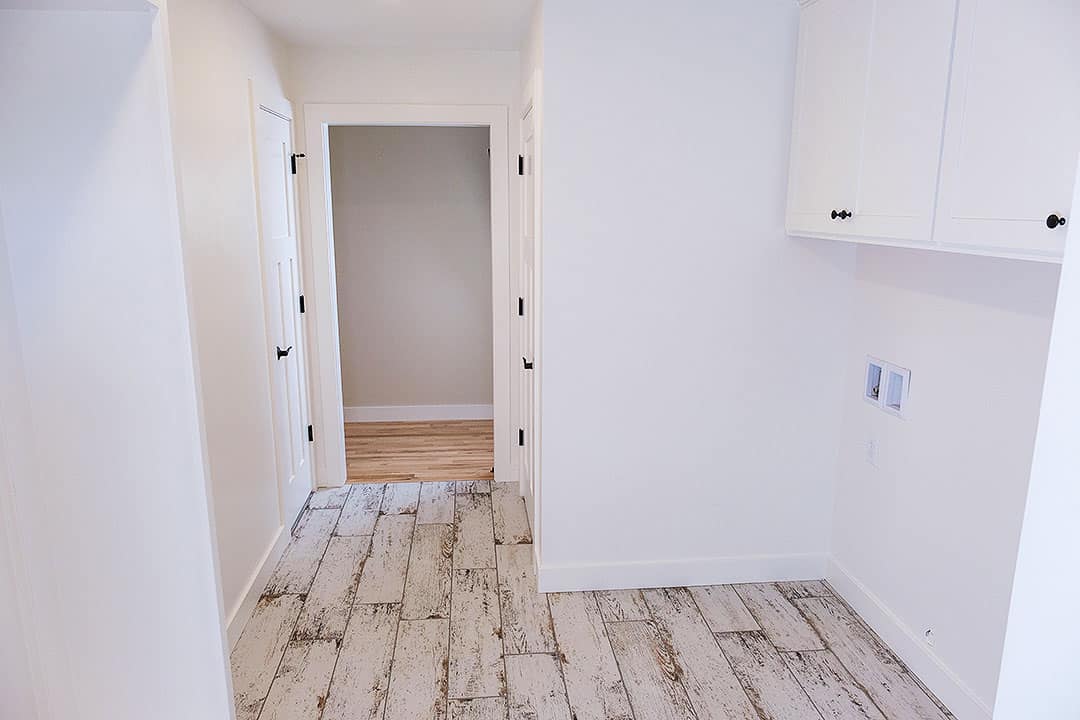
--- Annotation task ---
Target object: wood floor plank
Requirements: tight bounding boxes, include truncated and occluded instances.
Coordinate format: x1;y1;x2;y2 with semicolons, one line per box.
643;587;758;720
689;585;759;633
548;591;633;720
450;697;508;720
449;568;504;699
454;493;496;569
323;603;400;720
505;653;573;720
796;598;948;720
336;483;384;536
492;482;532;545
784;649;886;720
402;523;454;620
457;480;493;494
257;640;338;720
606;620;697;720
293;535;370;640
308;486;351;509
715;630;822;720
385;619;451;720
594;589;650;622
231;595;304;720
496;544;556;654
777;580;832;601
735;583;825;651
354;514;415;604
265;509;338;595
418;481;456;524
346;420;493;484
381;481;421;515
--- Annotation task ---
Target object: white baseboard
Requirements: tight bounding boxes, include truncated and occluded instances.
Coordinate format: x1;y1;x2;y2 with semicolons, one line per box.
826;557;991;720
537;552;828;594
226;526;290;650
343;404;494;423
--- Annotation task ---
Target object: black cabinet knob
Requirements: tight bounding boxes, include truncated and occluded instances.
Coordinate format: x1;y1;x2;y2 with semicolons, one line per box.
1047;214;1068;229
276;345;293;359
839;209;852;220
831;210;840;220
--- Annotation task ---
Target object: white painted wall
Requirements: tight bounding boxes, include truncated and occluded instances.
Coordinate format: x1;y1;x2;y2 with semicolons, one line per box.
167;0;294;631
829;247;1059;719
0;8;232;719
0;204;38;720
993;165;1080;719
538;0;856;589
329;125;493;409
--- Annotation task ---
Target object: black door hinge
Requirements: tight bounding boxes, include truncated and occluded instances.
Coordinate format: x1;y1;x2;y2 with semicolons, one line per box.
518;428;525;447
518;297;524;316
307;424;314;442
518;155;525;176
291;153;306;174
299;294;306;314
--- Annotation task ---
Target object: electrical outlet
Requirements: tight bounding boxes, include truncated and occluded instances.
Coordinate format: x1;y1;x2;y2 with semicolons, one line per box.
924;628;935;647
865;438;879;468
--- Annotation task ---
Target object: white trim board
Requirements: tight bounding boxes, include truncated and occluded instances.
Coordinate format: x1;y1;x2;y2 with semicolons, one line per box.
826;557;991;720
343;404;494;423
537;553;829;594
226;525;289;650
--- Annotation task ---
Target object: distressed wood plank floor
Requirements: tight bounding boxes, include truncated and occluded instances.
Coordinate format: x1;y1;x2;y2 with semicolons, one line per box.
232;483;956;720
345;420;494;483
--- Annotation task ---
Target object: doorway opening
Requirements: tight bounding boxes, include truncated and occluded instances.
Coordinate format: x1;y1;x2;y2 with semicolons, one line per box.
302;104;513;491
330;125;494;484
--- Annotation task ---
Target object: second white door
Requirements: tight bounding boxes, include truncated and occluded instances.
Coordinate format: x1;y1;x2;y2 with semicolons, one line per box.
255;101;314;528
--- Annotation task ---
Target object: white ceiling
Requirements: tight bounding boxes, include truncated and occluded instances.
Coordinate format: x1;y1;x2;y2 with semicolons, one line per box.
240;0;535;51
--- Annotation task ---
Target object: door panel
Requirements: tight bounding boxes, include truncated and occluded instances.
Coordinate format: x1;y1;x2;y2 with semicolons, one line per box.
519;108;536;500
256;105;313;527
852;0;957;243
935;0;1080;256
786;0;873;236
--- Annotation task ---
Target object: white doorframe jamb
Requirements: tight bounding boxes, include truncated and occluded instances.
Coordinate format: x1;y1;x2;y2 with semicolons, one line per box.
300;103;513;488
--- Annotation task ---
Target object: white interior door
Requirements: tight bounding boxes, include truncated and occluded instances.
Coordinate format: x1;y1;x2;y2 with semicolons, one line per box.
255;103;313;527
519;108;536;499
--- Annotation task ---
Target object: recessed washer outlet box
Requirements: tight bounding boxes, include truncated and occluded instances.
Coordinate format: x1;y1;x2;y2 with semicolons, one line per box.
864;356;911;418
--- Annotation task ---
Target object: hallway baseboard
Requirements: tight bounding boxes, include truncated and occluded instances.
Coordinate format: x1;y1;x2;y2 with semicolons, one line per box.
536;552;829;595
226;526;290;650
826;558;991;720
343;404;494;423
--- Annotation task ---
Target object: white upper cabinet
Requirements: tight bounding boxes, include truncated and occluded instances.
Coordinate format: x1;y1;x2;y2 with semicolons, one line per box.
786;0;872;236
788;0;1079;262
935;0;1080;260
852;0;956;243
787;0;956;244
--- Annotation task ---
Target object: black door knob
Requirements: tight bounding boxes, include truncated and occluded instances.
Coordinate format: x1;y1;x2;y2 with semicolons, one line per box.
1047;214;1068;229
276;345;293;360
831;210;840;220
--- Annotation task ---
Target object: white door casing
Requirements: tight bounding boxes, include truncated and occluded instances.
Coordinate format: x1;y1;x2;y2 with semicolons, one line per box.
254;96;314;527
300;103;512;489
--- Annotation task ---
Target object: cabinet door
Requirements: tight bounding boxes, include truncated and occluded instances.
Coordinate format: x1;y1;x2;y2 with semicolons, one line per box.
850;0;957;244
786;0;873;237
935;0;1080;259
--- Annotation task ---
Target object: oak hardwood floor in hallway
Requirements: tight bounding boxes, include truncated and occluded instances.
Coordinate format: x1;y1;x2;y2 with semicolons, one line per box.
231;482;955;720
345;420;494;484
